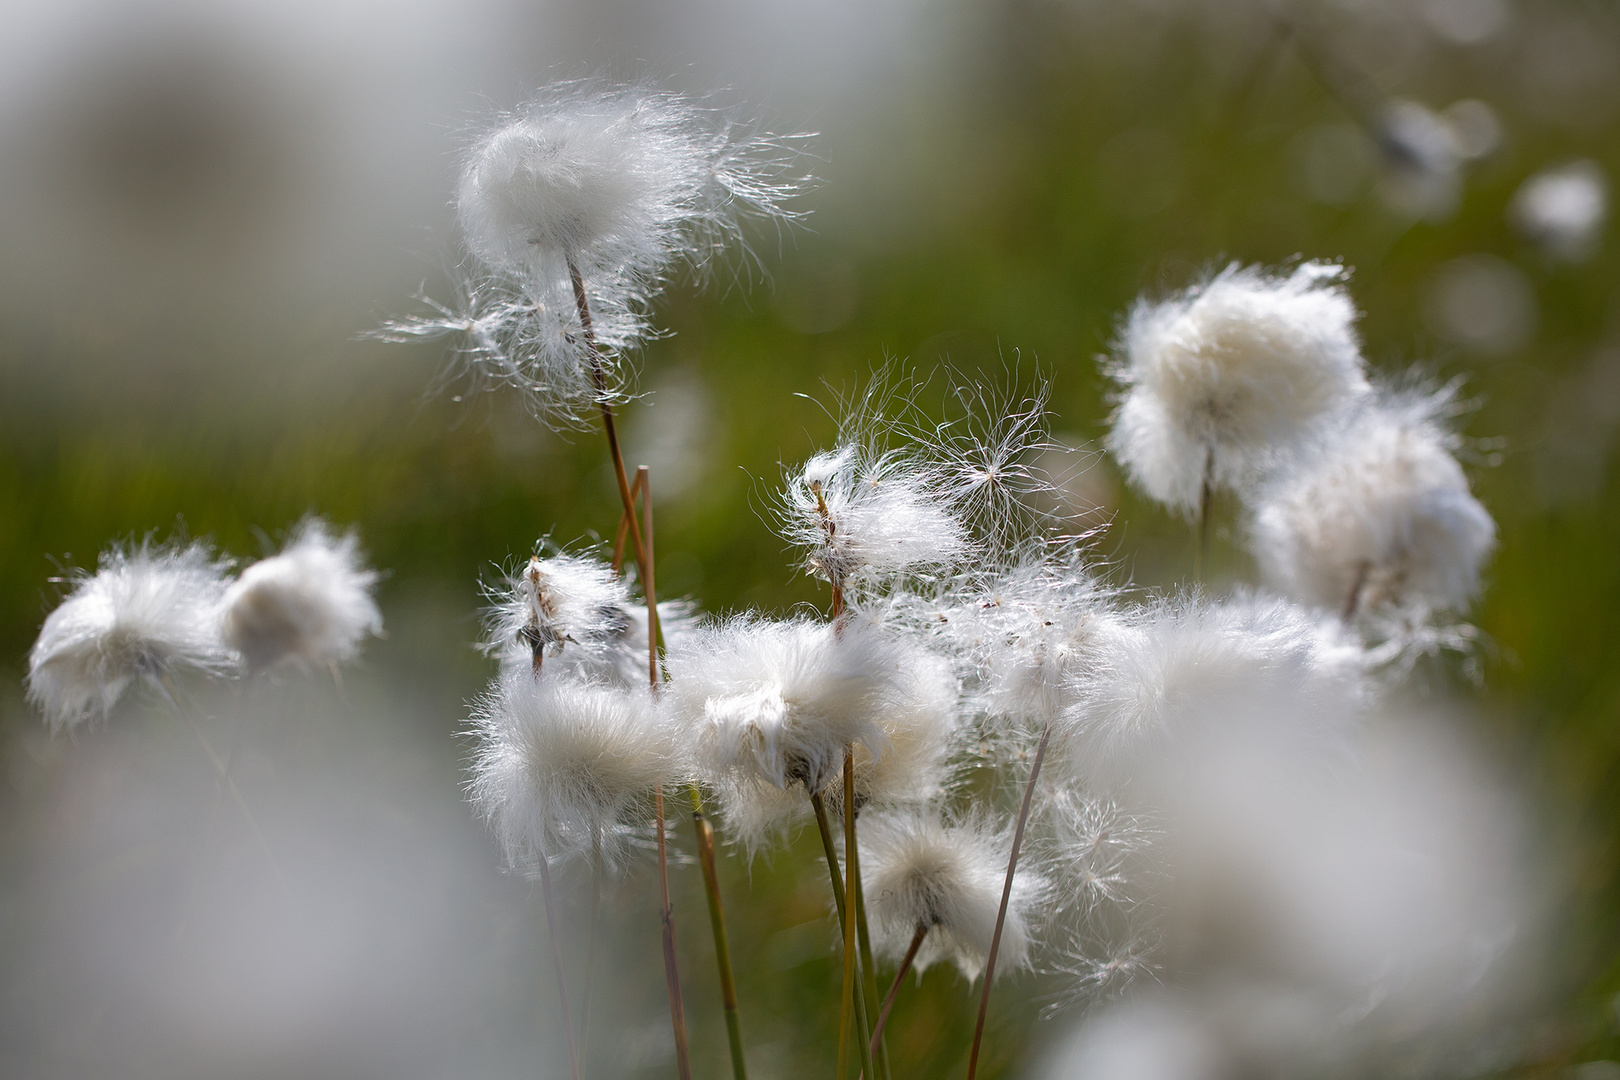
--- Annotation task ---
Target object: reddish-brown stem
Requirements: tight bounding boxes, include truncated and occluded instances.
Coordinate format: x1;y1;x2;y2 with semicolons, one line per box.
965;725;1052;1080
870;925;928;1060
611;470;648;575
536;853;581;1080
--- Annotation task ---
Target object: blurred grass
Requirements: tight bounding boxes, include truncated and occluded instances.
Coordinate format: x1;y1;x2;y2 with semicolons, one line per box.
3;0;1620;1075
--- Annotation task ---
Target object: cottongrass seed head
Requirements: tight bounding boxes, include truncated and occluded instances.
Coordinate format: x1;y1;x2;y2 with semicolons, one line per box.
388;80;810;425
1106;261;1370;515
220;517;382;673
28;539;232;730
470;670;681;869
1059;592;1371;792
663;615;902;851
860;807;1047;981
1250;383;1496;620
485;550;638;678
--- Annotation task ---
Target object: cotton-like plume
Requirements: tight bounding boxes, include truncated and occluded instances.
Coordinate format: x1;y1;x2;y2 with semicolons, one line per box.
220;518;382;673
932;552;1123;731
27;540;231;730
820;633;960;815
1106;261;1370;515
386;81;809;425
663;616;900;850
859;808;1045;981
932;373;1069;546
1510;160;1608;262
1059;592;1370;792
781;443;969;597
469;671;680;869
484;551;637;677
1250;385;1496;620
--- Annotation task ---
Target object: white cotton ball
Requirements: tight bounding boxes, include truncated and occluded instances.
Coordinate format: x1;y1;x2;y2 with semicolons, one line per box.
469;671;681;870
859;808;1044;981
484;551;634;677
1059;592;1370;792
220;518;382;672
1250;387;1496;618
663;616;902;851
1107;261;1370;515
28;540;231;730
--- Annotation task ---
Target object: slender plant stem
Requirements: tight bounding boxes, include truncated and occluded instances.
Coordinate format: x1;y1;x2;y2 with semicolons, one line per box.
811;790;875;1080
570;255;691;1079
655;784;693;1080
870;924;928;1060
850;817;890;1080
611;470;648;575
965;725;1052;1080
536;853;582;1080
1342;559;1372;624
691;787;748;1080
838;756;858;1080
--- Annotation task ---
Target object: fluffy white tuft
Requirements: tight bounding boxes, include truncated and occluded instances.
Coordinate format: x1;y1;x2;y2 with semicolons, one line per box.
1058;592;1370;792
1249;386;1496;618
781;444;970;595
859;807;1045;981
663;616;903;850
220;518;382;672
386;81;809;427
469;671;680;869
1106;261;1370;515
27;541;231;730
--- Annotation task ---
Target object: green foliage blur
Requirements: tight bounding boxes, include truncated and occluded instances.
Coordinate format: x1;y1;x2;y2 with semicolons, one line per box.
3;2;1619;1077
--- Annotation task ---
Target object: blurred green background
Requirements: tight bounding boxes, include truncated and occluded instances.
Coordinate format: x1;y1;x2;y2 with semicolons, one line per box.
2;0;1618;1076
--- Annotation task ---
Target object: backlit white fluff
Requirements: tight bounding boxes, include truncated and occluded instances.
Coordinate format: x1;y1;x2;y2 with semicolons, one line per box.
663;616;898;849
1250;387;1496;618
469;671;680;869
821;635;961;816
27;541;231;730
220;518;382;672
388;81;808;426
1106;262;1370;515
860;808;1044;981
781;444;969;596
932;552;1123;731
484;552;634;677
1510;160;1608;262
1059;593;1370;792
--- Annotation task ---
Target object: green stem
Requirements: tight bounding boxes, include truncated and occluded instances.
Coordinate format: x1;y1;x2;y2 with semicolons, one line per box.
850;815;890;1080
691;786;748;1080
811;790;875;1080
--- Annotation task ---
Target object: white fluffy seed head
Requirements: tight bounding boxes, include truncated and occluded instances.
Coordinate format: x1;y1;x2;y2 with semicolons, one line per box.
781;444;970;595
27;540;231;730
469;671;680;870
860;808;1044;981
1250;386;1496;618
931;552;1124;731
485;551;634;677
1510;160;1608;262
1106;262;1370;515
1059;592;1371;793
220;518;382;672
663;616;902;851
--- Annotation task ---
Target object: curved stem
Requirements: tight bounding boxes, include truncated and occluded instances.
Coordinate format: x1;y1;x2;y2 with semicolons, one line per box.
536;853;581;1080
965;725;1052;1080
870;925;928;1061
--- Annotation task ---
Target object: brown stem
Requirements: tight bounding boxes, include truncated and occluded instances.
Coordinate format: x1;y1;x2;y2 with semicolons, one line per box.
640;466;661;687
611;469;648;575
536;853;581;1080
965;725;1052;1080
693;795;748;1080
1195;448;1213;581
810;791;876;1080
838;754;858;1080
1341;559;1372;624
655;783;692;1080
870;925;928;1060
